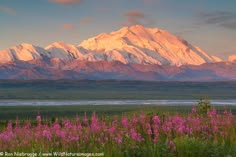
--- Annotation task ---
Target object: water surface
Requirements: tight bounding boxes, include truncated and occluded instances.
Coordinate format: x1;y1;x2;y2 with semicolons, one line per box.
0;99;236;106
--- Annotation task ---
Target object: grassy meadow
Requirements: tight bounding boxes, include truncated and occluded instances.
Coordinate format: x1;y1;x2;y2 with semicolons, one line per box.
0;80;236;156
0;105;236;157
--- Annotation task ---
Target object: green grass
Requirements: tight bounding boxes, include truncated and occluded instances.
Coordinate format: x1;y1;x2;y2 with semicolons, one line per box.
0;104;236;122
0;80;236;99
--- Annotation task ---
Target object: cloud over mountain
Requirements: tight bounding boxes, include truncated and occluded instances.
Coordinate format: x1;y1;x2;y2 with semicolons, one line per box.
198;11;236;29
123;10;146;26
0;5;16;15
49;0;82;4
80;18;92;24
60;23;76;30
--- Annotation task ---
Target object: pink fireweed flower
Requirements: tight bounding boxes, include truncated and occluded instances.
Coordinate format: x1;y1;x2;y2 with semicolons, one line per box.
91;122;100;132
104;136;108;142
152;124;159;135
7;121;13;132
0;133;13;142
146;123;152;135
139;114;145;124
153;137;158;143
69;135;79;142
152;115;161;124
97;137;101;143
83;114;88;125
189;117;201;131
91;113;100;132
172;116;184;125
130;128;142;142
121;117;129;127
36;113;41;123
185;127;193;135
108;126;116;134
148;128;152;135
115;135;122;144
228;111;233;119
223;109;228;115
207;108;217;117
162;121;172;133
210;119;217;126
130;128;138;140
56;130;66;138
53;123;61;130
42;130;52;141
112;118;118;126
64;119;73;129
177;125;185;134
191;107;197;113
220;131;226;137
168;140;176;151
23;121;31;129
100;121;107;130
91;113;98;124
213;126;218;133
172;116;186;134
132;116;138;124
202;125;210;132
77;123;83;130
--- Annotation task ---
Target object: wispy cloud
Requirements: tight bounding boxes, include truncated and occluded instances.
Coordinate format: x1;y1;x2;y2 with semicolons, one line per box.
0;5;16;15
175;25;200;36
124;10;145;25
121;10;154;26
60;23;76;30
80;17;92;24
49;0;82;5
221;22;236;29
198;11;236;30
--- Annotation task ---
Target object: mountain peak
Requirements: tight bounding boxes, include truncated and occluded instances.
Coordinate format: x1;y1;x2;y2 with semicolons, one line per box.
17;43;36;48
19;43;31;46
0;25;222;66
0;43;48;64
79;25;217;65
45;42;84;60
127;25;163;34
46;41;80;51
17;43;44;49
47;42;68;48
128;24;146;30
229;54;236;62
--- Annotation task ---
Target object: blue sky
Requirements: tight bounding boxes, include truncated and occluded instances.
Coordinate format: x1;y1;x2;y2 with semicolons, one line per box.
1;0;236;59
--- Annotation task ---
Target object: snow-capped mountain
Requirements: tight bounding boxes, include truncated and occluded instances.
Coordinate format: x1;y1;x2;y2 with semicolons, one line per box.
0;43;49;64
45;42;85;60
211;56;222;62
1;25;235;81
78;25;218;66
0;25;220;66
229;54;236;62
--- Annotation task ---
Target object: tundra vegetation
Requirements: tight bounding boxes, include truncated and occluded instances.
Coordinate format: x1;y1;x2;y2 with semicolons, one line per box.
0;102;236;157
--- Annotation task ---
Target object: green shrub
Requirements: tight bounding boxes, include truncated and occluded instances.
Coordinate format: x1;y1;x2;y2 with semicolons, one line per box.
197;98;212;114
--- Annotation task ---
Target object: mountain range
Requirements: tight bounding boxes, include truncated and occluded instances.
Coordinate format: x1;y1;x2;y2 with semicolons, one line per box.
0;25;235;81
